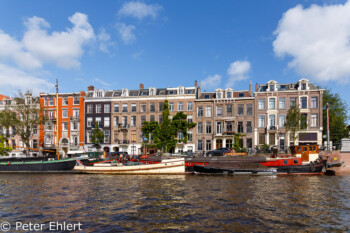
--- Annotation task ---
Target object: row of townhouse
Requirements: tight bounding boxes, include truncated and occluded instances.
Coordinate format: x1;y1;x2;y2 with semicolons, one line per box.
34;78;324;157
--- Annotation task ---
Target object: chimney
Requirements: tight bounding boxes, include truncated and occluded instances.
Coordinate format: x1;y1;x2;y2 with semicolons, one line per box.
249;81;252;96
88;85;94;91
140;83;144;90
195;80;197;87
255;83;259;92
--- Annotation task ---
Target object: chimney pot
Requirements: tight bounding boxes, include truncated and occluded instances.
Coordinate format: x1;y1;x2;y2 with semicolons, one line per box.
88;85;95;91
195;80;198;87
140;83;144;90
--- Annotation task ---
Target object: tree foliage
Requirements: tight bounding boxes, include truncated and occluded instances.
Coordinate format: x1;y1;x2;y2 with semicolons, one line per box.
91;124;105;151
323;89;349;145
141;100;196;153
0;135;12;156
285;105;301;144
0;93;45;156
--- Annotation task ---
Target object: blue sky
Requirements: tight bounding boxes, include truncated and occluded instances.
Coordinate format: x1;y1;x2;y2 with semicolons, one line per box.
0;0;349;104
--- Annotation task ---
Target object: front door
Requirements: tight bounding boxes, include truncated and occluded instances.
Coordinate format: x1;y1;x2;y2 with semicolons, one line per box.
216;139;223;149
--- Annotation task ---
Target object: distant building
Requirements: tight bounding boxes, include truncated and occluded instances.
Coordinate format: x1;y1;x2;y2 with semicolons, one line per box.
39;91;85;157
254;78;324;150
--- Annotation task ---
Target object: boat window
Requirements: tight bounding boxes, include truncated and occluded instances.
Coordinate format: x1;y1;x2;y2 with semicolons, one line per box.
303;147;307;151
297;147;301;152
312;146;316;151
203;163;206;165
284;160;288;165
294;160;299;164
188;163;191;166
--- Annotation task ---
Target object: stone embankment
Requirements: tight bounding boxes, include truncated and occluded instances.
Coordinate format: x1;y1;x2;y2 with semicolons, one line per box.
320;150;350;175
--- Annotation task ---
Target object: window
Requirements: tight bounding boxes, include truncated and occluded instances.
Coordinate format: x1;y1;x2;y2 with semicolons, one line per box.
131;103;136;112
259;99;265;110
301;83;307;90
206;140;212;151
96;104;102;113
73;109;79;117
178;131;184;140
206;122;212;134
269;134;275;145
270;85;275;91
74;97;79;105
269;98;276;110
86;131;91;143
159;115;163;124
104;117;110;127
204;94;210;99
301;97;307;109
33;139;38;148
114;116;119;127
198;140;203;151
238;122;244;133
238;93;244;97
197;122;203;134
87;105;93;113
62;109;68;118
279;115;286;128
290;97;297;107
238;104;244;116
169;102;174;111
122;104;128;112
311;114;318;127
87;118;92;127
33;126;37;135
141;116;146;125
269;115;276;127
71;136;78;146
150;115;155;122
226;122;233;132
187;102;193;111
216;122;222;134
71;122;78;130
217;106;222;116
159;102;164;112
187;115;193;123
49;97;54;106
104;104;110;113
226;92;232;98
178;102;183;111
227;105;233;116
150;103;155;112
301;113;307;129
62;122;68;131
206;106;212;117
63;97;68;106
104;130;110;143
246;121;252;133
141;104;146;112
246;104;253;116
95;117;101;127
44;98;47;106
279;97;286;109
188;130;193;141
122;116;127;128
131;116;136;127
258;115;265;128
311;97;318;108
217;92;222;98
131;131;137;143
259;133;265;144
197;106;203;117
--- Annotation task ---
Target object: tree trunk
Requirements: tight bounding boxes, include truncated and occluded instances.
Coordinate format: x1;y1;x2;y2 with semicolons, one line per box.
25;141;31;157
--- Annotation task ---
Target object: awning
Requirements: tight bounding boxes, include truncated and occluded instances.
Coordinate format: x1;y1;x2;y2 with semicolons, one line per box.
67;150;85;154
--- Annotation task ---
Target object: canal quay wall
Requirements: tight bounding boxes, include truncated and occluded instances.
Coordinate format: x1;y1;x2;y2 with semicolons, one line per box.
321;150;350;175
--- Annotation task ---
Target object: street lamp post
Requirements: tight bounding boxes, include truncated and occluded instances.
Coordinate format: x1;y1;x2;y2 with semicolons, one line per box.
326;103;330;151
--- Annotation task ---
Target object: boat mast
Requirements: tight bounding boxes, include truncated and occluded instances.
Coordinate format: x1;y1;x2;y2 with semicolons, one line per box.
56;79;60;160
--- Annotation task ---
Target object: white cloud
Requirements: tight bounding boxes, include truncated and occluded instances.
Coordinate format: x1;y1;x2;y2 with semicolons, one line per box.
98;28;113;53
201;74;222;91
226;60;251;87
132;50;144;59
94;78;111;86
118;1;162;20
0;12;95;70
116;23;136;44
273;1;350;82
0;64;54;95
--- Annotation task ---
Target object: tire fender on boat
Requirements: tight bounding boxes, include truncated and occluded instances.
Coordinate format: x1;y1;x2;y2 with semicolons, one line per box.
310;161;316;172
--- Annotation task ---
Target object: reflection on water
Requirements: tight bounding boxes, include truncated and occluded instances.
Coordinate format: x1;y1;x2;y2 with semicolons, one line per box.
0;174;349;232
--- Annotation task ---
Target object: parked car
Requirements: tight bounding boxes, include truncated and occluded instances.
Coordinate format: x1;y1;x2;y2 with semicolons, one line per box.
206;148;232;157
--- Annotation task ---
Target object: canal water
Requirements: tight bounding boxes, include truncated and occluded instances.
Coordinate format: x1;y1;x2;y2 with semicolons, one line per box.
0;174;349;232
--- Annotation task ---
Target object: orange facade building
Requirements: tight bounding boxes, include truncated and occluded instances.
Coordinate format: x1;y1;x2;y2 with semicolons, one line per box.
39;91;85;157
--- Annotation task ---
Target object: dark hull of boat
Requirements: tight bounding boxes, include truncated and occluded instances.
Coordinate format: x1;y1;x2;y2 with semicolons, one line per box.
0;156;55;162
0;159;80;172
274;164;324;175
193;164;276;175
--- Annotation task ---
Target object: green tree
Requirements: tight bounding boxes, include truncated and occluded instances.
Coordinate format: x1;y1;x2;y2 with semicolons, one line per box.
285;105;301;145
323;89;349;145
0;135;12;156
91;124;105;151
0;93;45;156
158;100;175;152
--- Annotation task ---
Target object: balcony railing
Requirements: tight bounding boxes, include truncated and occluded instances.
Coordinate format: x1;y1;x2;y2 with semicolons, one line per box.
70;116;80;121
268;125;278;131
223;131;235;135
118;124;129;129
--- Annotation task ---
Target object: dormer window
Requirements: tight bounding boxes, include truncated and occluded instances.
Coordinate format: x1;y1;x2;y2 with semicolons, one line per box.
133;93;137;96
226;92;232;98
204;94;210;99
178;87;184;95
96;91;103;97
169;90;174;95
239;93;244;97
150;87;156;96
217;92;222;98
301;83;306;90
122;89;129;97
114;92;119;96
269;85;275;91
